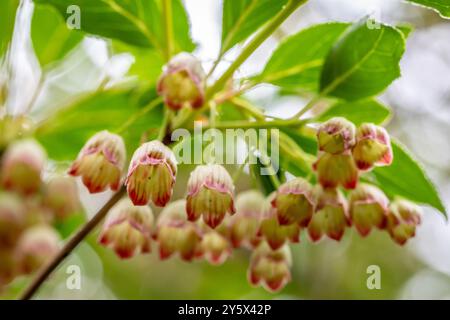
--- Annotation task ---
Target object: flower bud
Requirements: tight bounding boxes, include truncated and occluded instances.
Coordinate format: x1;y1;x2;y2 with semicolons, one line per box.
186;164;235;229
99;198;154;259
272;178;315;226
317;117;356;154
0;192;25;248
44;176;82;220
16;225;60;275
313;152;358;189
308;188;350;242
352;123;393;171
387;199;421;245
349;184;389;237
228;190;265;249
155;200;202;261
126;141;177;206
259;193;300;250
157;52;206;110
248;242;292;293
196;228;231;265
24;195;53;227
1;139;46;194
69;131;126;193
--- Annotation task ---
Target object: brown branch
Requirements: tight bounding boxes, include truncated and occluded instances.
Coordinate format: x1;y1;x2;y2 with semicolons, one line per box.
19;187;126;300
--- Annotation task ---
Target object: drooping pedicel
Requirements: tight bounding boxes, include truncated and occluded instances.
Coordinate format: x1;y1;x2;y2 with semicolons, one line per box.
126;140;177;206
69;131;126;193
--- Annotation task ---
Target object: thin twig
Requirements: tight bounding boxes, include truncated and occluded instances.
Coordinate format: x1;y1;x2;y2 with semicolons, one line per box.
19;187;126;300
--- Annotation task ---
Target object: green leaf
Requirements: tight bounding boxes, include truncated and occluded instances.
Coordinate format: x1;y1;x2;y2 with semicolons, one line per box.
371;141;446;217
259;23;349;92
31;5;83;66
113;41;165;85
0;0;19;56
36;87;163;161
318;99;391;125
406;0;450;18
35;0;195;54
221;0;288;53
396;24;414;39
320;19;405;101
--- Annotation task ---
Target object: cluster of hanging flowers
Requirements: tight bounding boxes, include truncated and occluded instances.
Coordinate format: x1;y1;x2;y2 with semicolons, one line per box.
65;54;422;293
65;118;421;293
0;139;81;291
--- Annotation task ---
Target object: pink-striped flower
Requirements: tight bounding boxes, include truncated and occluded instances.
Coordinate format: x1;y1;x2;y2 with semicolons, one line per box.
248;242;292;293
126;141;177;206
387;199;421;245
314;152;358;189
186;164;235;229
352;123;393;171
1;139;46;195
99;198;154;259
155;200;202;261
349;184;389;237
228;190;265;249
16;225;60;275
44;176;82;220
308;187;350;242
272;178;315;226
69;131;126;193
196;227;231;265
259;193;300;250
157;52;206;110
317;117;356;154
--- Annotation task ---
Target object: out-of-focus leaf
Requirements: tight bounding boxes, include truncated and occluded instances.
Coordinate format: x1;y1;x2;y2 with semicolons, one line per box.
0;0;19;56
31;5;83;66
406;0;450;18
318;99;391;125
221;0;288;53
258;23;349;92
35;0;195;53
113;41;164;85
54;212;86;239
320;19;405;101
36;87;163;161
371;141;447;217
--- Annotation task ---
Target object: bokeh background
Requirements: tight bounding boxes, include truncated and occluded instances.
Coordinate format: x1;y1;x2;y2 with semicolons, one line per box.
2;0;450;299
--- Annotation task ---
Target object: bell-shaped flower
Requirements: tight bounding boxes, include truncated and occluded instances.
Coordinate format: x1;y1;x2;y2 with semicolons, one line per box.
99;198;154;259
69;131;126;193
126;141;177;206
186;164;235;229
